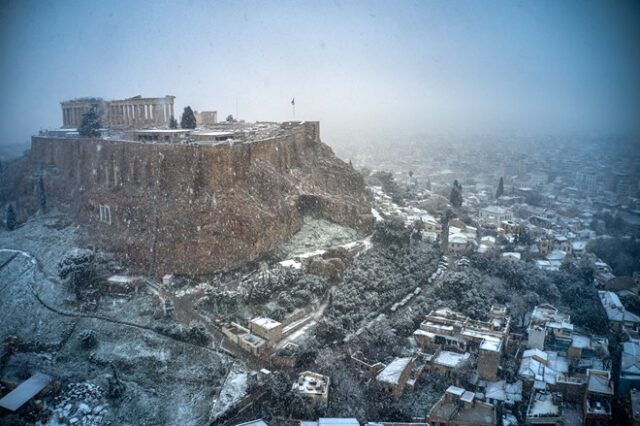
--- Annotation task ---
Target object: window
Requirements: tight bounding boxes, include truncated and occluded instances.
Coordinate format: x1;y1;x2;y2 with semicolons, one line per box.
99;204;111;224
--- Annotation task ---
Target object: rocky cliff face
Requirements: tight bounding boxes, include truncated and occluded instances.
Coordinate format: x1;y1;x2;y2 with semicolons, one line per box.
25;122;372;276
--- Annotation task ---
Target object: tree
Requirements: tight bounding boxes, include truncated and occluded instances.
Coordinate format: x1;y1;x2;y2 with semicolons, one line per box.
373;171;404;206
180;106;197;129
449;180;463;208
496;177;504;199
169;115;178;129
5;204;16;230
78;107;101;137
226;114;237;123
372;216;411;248
57;249;100;300
37;175;46;212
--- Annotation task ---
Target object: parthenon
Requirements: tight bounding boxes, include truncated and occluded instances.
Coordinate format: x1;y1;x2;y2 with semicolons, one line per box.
61;95;175;129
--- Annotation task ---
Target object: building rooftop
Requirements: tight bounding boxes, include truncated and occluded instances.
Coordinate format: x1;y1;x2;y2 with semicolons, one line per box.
0;372;53;412
527;391;562;419
434;351;471;369
622;340;640;376
599;291;640;324
631;389;640;422
587;371;613;395
519;350;568;387
250;317;282;330
375;357;412;385
318;419;360;426
235;420;269;426
294;371;329;397
429;386;496;426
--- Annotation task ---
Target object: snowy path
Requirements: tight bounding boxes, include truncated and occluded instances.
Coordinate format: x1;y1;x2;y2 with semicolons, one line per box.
274;286;333;350
0;248;230;358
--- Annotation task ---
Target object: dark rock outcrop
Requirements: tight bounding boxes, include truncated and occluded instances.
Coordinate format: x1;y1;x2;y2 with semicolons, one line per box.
18;122;372;276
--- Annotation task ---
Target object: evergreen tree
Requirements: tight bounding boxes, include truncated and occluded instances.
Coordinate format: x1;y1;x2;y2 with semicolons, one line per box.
78;107;102;137
180;106;197;129
37;175;46;212
226;114;236;123
496;177;504;199
449;180;463;208
169;116;178;129
5;204;16;230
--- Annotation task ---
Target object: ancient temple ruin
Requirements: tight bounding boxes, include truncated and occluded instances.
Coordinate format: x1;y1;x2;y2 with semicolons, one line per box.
61;95;175;129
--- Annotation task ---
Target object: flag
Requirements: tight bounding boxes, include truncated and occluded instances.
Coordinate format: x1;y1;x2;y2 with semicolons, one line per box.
291;98;295;106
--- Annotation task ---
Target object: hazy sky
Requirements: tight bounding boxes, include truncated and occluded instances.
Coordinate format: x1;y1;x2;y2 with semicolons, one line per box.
1;0;639;145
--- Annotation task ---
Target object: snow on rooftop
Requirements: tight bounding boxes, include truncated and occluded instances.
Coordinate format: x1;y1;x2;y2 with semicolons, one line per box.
446;385;466;396
523;348;548;361
434;351;470;368
250;317;282;329
571;334;591;349
236;420;269;426
461;391;475;403
107;274;140;283
546;321;574;330
587;372;613;395
376;357;412;385
528;392;560;417
318;418;360;426
480;337;503;352
295;372;329;395
279;259;302;269
519;351;568;387
0;373;53;411
622;340;640;375
599;291;640;323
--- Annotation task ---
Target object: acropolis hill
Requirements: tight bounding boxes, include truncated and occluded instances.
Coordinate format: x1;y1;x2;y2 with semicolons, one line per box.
14;97;373;277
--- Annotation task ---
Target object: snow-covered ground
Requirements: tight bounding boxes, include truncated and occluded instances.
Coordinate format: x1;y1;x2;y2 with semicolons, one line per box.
277;217;362;259
209;369;248;421
0;212;241;425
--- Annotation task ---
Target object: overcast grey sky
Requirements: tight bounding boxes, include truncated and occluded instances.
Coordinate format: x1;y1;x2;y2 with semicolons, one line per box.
1;0;639;145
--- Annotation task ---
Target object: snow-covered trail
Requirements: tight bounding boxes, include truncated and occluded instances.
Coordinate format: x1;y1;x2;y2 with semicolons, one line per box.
0;247;227;357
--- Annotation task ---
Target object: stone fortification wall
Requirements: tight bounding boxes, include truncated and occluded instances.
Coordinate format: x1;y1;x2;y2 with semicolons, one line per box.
29;122;372;276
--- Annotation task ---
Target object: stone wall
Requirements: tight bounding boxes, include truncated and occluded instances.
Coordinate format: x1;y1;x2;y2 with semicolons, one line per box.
28;122;372;276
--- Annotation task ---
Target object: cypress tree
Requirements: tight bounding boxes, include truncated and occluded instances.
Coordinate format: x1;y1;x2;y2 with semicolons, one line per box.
496;177;504;198
169;116;178;129
37;175;46;212
180;106;197;129
78;107;102;137
6;204;16;230
449;180;463;208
